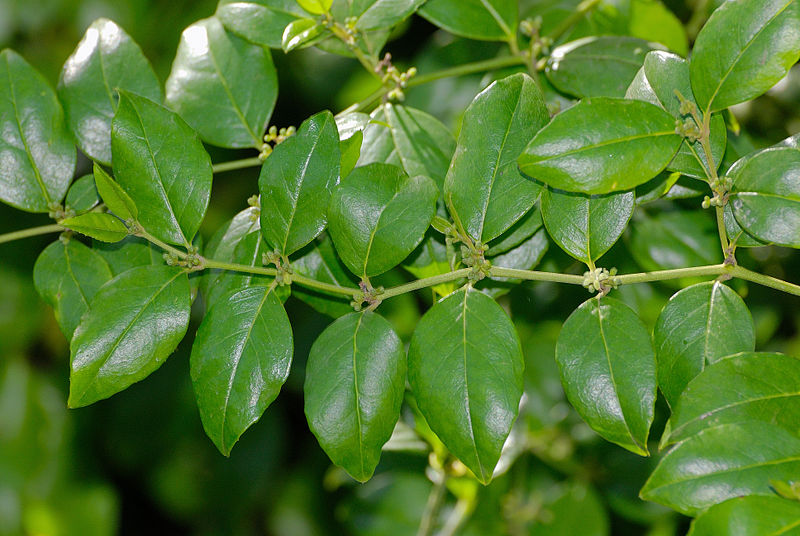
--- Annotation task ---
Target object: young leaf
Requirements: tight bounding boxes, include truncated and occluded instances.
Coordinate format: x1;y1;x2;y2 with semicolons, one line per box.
293;234;359;317
663;352;800;446
92;163;137;221
58;18;162;164
328;163;438;278
641;421;800;516
626;51;726;179
259;110;340;256
296;0;331;15
33;239;113;340
65;175;100;213
408;287;524;484
653;282;755;408
556;297;656;456
281;19;326;52
540;188;634;265
358;104;455;190
730;147;800;247
546;36;660;98
445;73;549;243
418;0;517;41
69;266;191;407
518;98;682;194
690;0;800;113
0;49;75;212
190;285;292;455
216;0;306;49
166;16;278;149
304;311;405;482
111;91;213;246
60;213;129;243
688;496;800;536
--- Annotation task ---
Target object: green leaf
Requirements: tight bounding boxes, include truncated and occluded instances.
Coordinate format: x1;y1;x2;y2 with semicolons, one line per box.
540;188;633;265
205;230;272;307
641;421;800;516
328;163;438;278
190;285;292;455
486;207;543;256
626;51;726;179
259;110;340;256
281;18;326;52
629;0;688;56
418;0;517;41
355;0;427;30
65;175;100;213
358;104;455;191
690;0;800;113
546;36;660;98
111;90;213;246
629;211;721;274
408;287;524;483
0;49;75;212
730;147;800;247
292;234;359;317
69;266;191;407
201;205;260;302
340;130;362;178
519;97;682;194
663;352;800;446
445;73;549;243
92;236;164;276
653;282;755;408
33;239;113;340
58;18;162;164
402;232;457;297
556;297;655;456
92;163;137;221
296;0;331;15
478;227;549;298
688;495;800;536
305;311;405;481
723;203;768;248
166;16;278;149
217;0;305;48
60;213;129;243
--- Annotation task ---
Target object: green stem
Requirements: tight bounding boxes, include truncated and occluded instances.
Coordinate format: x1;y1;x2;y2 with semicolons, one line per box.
614;264;729;285
416;475;447;536
489;266;586;285
0;223;64;245
212;157;263;174
546;0;602;42
730;266;800;297
135;228;189;259
382;269;472;299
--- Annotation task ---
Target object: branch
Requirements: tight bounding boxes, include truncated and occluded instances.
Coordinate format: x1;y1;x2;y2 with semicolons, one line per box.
0;223;64;245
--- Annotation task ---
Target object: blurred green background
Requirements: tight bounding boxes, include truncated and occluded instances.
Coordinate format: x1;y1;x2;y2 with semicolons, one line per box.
1;0;799;534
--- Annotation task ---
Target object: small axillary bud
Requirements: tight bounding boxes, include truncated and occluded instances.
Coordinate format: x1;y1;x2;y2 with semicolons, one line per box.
376;53;417;103
259;125;297;160
48;202;75;222
247;195;261;221
702;176;733;209
263;249;292;286
461;243;491;283
582;267;619;296
351;280;384;312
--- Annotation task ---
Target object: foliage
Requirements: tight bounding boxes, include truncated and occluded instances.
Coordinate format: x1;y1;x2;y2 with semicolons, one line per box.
2;0;800;534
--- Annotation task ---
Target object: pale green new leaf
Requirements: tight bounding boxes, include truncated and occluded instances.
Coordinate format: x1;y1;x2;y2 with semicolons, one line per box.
65;175;100;213
92;163;137;221
60;213;129;243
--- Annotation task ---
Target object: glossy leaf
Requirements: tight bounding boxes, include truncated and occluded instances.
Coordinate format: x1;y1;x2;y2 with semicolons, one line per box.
329;163;438;278
355;0;427;30
111;91;213;246
217;0;305;48
33;239;113;339
730;147;800;247
540;188;633;264
166;17;278;149
58;18;162;164
201;206;260;302
281;18;325;52
305;311;405;481
408;287;524;483
547;36;659;98
0;49;75;212
486;207;543;256
65;175;99;213
190;285;292;455
641;421;800;516
626;51;726;179
690;0;800;113
292;235;358;317
340;130;362;178
630;211;721;273
479;227;549;298
664;352;800;446
69;266;191;407
688;496;800;536
92;236;164;276
653;282;755;408
358;104;455;190
60;213;129;243
296;0;331;15
519;97;682;194
205;230;272;307
92;163;137;221
445;73;549;243
418;0;517;41
556;297;655;456
259;110;340;255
